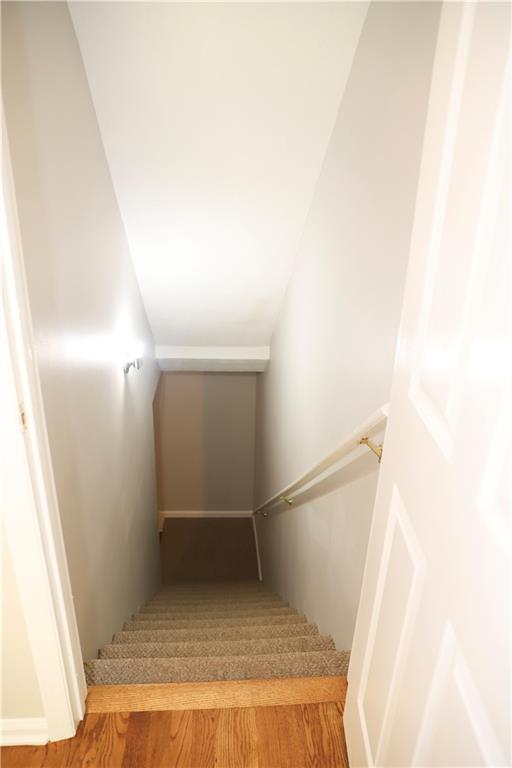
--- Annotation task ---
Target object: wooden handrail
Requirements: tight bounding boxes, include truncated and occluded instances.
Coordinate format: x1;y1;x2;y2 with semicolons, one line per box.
254;404;389;517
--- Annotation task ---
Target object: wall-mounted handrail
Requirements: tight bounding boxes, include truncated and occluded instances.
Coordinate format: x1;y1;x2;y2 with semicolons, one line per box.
254;404;389;517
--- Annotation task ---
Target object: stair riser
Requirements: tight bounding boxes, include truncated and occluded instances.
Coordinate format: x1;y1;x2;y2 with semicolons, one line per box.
142;600;287;612
148;590;279;599
133;608;297;621
112;624;319;644
123;615;308;631
155;588;271;591
99;636;335;659
85;582;348;688
153;588;273;597
85;651;350;685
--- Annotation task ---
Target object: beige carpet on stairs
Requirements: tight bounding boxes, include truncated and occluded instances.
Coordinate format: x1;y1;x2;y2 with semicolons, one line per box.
84;582;350;685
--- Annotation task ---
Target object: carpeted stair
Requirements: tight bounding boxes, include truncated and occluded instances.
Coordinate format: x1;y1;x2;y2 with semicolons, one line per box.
84;582;350;685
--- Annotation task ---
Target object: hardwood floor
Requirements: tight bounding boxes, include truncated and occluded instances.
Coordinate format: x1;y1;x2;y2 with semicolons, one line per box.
159;517;259;582
1;702;349;767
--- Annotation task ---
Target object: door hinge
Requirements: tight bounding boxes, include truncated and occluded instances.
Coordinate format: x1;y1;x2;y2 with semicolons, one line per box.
19;403;28;431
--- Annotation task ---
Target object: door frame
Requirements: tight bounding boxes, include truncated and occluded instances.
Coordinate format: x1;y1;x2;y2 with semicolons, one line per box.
0;115;86;745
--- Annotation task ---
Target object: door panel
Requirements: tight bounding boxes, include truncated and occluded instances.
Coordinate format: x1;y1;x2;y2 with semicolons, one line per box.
361;486;426;761
344;3;511;766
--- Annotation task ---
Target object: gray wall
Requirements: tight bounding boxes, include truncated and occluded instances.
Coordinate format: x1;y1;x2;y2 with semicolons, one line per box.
255;3;440;650
154;372;256;511
3;1;161;661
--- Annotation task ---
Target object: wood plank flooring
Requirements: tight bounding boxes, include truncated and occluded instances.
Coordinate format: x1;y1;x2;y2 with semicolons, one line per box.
1;701;349;767
160;517;259;582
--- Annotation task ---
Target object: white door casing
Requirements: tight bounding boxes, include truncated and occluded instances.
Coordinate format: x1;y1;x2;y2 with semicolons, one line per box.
1;116;86;743
344;4;511;767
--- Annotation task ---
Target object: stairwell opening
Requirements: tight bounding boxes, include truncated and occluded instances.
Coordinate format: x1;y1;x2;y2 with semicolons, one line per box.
152;370;259;583
82;370;349;686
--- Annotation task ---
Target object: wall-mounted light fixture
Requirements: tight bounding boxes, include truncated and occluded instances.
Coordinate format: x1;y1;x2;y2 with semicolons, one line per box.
123;356;143;374
123;341;144;374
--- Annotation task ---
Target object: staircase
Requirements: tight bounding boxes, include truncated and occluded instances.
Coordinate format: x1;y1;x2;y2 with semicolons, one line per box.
85;581;349;685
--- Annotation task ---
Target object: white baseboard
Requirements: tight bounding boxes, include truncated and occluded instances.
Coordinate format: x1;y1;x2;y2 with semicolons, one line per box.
0;717;49;746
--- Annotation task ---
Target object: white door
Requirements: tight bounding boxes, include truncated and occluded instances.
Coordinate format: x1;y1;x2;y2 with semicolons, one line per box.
344;4;511;767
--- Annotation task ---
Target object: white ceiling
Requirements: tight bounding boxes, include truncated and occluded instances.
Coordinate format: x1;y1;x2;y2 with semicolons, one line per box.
70;2;368;354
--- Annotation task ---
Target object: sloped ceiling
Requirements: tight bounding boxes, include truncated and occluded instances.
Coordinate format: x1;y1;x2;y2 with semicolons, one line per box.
70;2;368;364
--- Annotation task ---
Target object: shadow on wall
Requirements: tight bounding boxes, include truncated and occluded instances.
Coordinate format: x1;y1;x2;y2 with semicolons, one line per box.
153;372;257;512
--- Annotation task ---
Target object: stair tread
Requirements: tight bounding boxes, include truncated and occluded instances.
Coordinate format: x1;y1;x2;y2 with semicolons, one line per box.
100;635;335;659
113;624;319;644
154;592;272;595
123;614;309;631
154;585;272;596
85;650;349;685
143;599;287;611
133;607;297;620
86;582;350;686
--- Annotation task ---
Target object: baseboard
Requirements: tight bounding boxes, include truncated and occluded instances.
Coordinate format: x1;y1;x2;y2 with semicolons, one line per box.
87;675;347;714
0;717;48;746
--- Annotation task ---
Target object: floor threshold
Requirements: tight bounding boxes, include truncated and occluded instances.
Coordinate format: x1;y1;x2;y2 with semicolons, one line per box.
86;675;347;713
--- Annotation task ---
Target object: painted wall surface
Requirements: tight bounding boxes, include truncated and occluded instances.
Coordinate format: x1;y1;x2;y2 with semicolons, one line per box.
256;472;379;650
154;373;256;511
2;2;161;660
1;535;44;718
255;3;440;650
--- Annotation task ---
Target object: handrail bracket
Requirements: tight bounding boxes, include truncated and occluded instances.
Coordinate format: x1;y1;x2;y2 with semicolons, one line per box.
359;436;383;463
